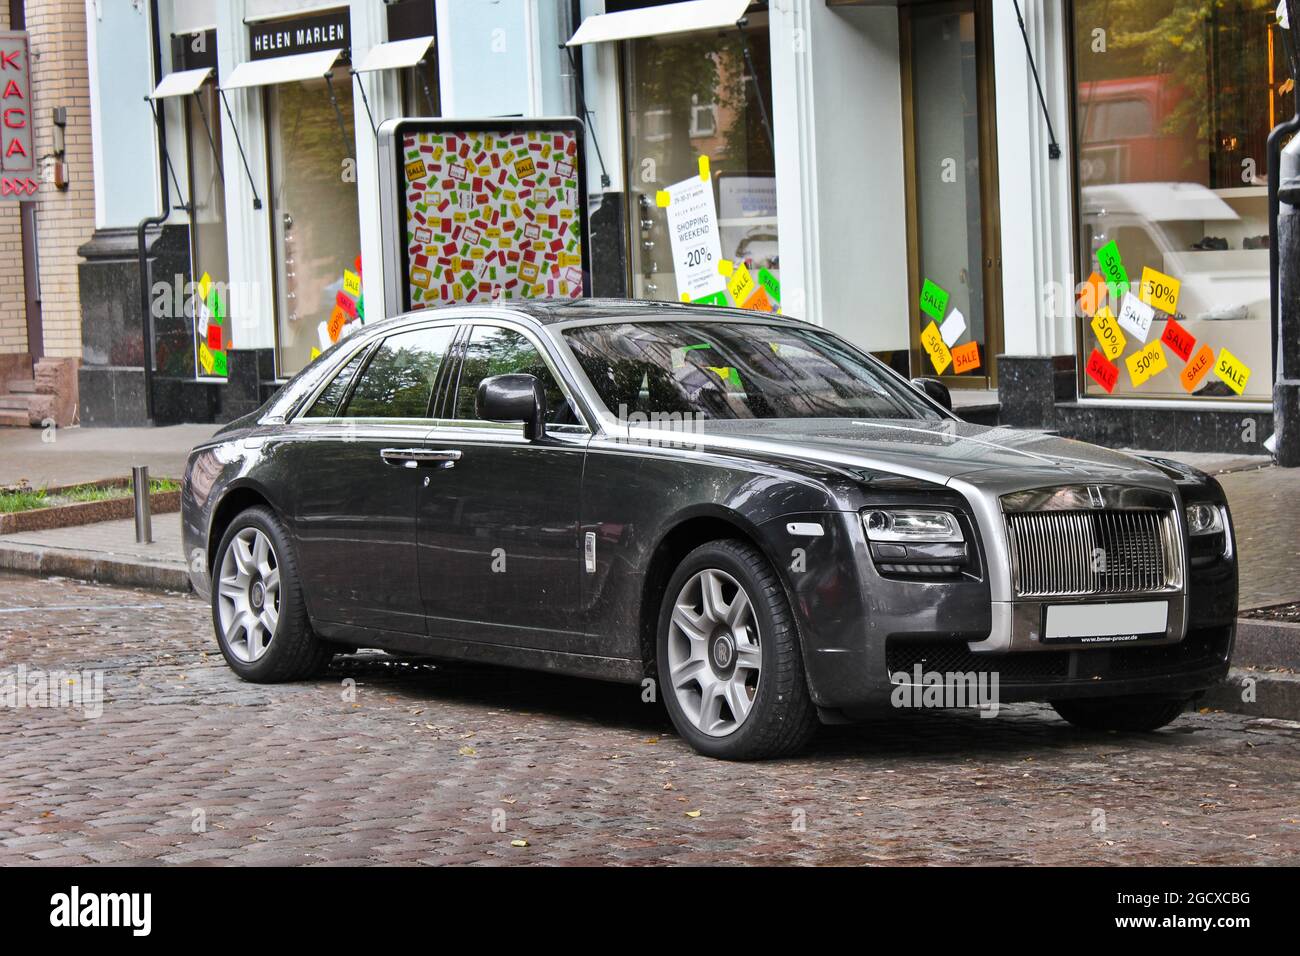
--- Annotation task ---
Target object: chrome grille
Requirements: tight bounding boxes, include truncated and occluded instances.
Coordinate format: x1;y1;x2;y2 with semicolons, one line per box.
1005;510;1180;597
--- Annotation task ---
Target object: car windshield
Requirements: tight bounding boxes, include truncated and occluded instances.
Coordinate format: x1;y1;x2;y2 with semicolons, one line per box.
562;320;944;422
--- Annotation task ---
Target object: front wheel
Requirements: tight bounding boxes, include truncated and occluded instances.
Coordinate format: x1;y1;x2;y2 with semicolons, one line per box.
1051;694;1189;732
212;506;333;682
657;539;818;760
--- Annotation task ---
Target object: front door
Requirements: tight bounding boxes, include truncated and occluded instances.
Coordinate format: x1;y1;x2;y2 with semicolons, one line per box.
417;323;588;651
901;0;1003;389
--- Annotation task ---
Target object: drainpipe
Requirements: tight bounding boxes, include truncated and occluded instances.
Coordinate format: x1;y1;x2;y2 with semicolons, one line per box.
135;0;170;425
1275;0;1300;465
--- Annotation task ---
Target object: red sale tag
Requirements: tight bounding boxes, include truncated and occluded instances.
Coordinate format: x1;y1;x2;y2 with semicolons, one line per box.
1085;348;1119;393
335;290;357;318
1160;318;1196;362
207;322;222;351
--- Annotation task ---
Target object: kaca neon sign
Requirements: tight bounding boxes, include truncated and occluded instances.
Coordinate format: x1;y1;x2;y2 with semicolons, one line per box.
0;30;36;202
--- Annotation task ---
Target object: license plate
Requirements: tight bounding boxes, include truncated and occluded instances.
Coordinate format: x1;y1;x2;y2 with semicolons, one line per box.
1042;601;1168;645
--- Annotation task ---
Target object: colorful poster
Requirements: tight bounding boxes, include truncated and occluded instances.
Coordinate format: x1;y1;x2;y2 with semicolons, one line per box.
399;125;586;307
193;271;228;379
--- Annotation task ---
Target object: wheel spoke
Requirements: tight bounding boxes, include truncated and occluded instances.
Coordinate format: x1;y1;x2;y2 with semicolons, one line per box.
259;605;279;637
725;588;751;629
670;655;707;689
699;570;727;624
724;677;754;724
734;638;761;672
671;603;709;643
232;536;256;576
253;532;273;578
218;574;246;601
696;676;725;733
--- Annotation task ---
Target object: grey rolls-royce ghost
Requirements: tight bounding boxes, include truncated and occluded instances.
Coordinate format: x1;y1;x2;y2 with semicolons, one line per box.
181;300;1237;760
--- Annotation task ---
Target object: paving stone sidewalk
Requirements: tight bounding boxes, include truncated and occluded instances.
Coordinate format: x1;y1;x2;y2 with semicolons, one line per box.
2;573;1298;866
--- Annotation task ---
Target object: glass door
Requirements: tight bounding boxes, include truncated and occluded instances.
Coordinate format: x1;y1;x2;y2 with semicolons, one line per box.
901;0;1002;388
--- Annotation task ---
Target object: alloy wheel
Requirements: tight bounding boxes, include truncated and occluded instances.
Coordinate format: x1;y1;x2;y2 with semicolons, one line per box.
217;527;281;664
666;567;762;737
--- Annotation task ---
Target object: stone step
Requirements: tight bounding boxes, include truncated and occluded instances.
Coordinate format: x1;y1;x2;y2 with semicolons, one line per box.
0;410;29;427
8;379;36;393
0;395;32;411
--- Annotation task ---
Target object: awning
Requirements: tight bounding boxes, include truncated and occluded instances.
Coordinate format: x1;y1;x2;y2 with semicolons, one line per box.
352;35;434;73
221;49;341;90
567;0;751;46
149;67;213;100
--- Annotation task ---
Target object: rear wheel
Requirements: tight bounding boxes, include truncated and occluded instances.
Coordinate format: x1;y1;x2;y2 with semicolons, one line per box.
657;539;818;760
212;506;333;682
1051;694;1189;732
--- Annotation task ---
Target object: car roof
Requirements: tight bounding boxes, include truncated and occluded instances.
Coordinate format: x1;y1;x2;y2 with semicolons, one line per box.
399;298;808;328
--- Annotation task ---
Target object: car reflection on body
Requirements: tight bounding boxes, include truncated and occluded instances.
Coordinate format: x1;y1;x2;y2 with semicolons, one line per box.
182;300;1236;759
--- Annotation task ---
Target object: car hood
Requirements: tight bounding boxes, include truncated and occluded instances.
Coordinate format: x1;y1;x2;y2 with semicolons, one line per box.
657;418;1167;488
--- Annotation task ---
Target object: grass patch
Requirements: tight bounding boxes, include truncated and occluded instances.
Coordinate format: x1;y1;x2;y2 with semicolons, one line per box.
0;479;180;514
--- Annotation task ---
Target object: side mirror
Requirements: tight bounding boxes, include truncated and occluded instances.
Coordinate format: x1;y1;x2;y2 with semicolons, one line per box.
476;373;547;440
910;376;952;412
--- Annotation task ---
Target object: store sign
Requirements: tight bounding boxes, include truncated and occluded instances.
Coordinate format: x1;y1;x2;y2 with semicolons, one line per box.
663;173;725;302
249;10;349;61
0;30;36;201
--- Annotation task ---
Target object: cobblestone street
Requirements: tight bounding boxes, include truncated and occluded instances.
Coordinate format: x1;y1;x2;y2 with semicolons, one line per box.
2;572;1298;866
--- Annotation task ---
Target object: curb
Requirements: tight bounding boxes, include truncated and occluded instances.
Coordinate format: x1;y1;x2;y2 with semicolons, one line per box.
0;543;192;594
1202;668;1300;722
1233;617;1300;670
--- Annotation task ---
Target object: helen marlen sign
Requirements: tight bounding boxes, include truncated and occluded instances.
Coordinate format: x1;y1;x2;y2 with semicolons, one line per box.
0;30;37;201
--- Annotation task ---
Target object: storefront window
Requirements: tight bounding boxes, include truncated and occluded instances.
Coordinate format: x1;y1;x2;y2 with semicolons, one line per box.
266;77;362;378
1073;0;1288;400
623;11;776;304
186;83;230;380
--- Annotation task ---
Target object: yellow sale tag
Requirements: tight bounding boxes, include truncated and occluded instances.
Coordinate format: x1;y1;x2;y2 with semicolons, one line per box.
513;157;536;179
1214;348;1251;395
198;342;214;375
343;269;361;298
727;263;757;306
655;190;671;208
920;321;952;374
198;271;211;303
1139;266;1180;315
1090;306;1126;361
1125;339;1167;386
699;155;710;181
310;347;321;361
717;259;734;278
405;159;427;182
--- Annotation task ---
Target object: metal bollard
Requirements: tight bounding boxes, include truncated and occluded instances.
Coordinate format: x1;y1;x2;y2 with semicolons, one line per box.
132;465;153;545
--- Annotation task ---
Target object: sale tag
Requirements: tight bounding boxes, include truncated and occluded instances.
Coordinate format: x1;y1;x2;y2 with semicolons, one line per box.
513;157;536;179
1125;339;1167;387
655;190;671;208
1214;348;1251;395
336;290;357;319
206;321;222;351
1180;343;1214;393
405;159;427;182
1116;292;1155;343
951;340;980;374
939;308;967;347
212;350;227;377
1090;306;1126;361
757;268;781;305
1077;271;1107;317
343;269;362;298
919;279;949;321
1085;348;1119;393
198;343;214;375
197;271;212;304
1160;317;1195;362
741;286;773;313
328;306;347;343
1139;266;1181;315
920;321;952;374
1096;240;1129;299
693;291;727;307
309;347;321;362
728;263;757;306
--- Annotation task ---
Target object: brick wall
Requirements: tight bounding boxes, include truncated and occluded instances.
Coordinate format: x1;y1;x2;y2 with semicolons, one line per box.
25;0;96;359
0;4;26;355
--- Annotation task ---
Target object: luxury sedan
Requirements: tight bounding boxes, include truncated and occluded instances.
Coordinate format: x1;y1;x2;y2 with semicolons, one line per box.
181;300;1237;760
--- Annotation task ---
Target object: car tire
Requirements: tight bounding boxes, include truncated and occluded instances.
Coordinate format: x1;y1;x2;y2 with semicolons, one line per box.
1051;694;1189;732
211;505;333;683
657;539;818;760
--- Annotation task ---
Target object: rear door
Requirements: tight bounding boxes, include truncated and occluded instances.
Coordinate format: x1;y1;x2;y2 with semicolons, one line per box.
416;321;590;651
290;323;457;635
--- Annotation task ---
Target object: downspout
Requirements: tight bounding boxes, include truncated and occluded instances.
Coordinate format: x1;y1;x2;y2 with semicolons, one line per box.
136;0;171;425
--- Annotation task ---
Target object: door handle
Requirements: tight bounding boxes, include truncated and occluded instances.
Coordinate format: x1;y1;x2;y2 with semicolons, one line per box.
380;447;463;468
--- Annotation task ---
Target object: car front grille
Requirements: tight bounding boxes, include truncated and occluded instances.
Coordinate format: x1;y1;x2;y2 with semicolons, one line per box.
1005;510;1180;597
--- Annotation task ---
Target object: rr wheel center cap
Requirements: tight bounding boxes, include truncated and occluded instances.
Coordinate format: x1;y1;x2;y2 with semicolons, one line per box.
249;581;265;610
711;633;735;671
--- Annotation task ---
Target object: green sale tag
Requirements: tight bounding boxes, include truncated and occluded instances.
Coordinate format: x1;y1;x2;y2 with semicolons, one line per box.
1096;240;1130;299
919;279;949;320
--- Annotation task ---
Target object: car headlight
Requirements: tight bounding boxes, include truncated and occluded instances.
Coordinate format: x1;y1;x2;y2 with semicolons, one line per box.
1185;502;1225;536
863;509;964;543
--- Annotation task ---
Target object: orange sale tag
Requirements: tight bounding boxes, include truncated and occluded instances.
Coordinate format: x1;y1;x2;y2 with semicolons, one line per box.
327;306;347;343
951;341;980;374
1180;344;1214;393
1077;271;1108;317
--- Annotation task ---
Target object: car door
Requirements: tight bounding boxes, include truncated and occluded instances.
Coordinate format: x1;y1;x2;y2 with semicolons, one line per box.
289;323;458;636
416;321;589;651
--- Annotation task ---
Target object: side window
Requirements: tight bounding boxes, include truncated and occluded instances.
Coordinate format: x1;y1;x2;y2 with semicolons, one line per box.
302;348;369;417
341;326;455;419
452;325;576;425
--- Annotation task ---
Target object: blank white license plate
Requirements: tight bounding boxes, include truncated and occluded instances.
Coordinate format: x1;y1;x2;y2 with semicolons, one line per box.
1043;601;1168;645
